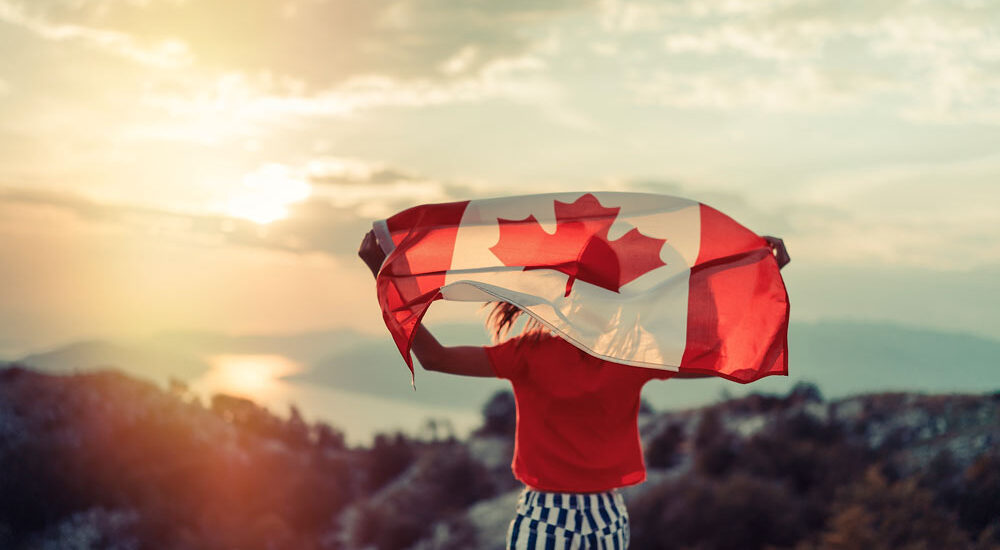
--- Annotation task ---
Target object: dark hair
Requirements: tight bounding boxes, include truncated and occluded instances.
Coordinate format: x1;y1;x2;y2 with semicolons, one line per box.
483;301;548;344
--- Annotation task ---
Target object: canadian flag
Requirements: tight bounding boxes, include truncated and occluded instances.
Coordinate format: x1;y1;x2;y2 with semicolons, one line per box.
373;192;788;383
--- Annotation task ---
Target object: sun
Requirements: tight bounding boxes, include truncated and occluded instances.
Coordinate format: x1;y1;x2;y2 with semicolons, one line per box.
226;164;311;224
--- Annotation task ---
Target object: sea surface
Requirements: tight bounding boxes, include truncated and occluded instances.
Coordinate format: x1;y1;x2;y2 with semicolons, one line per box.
186;353;482;445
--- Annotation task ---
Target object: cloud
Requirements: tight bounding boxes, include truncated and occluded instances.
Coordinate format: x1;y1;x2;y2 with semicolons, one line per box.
439;45;480;75
0;198;385;351
787;155;1000;270
662;21;834;61
604;0;1000;122
0;186;360;256
0;156;484;257
1;0;586;141
612;155;1000;271
3;0;591;86
300;157;492;219
0;0;193;68
136;54;555;126
630;65;892;112
0;187;134;223
598;0;683;33
302;158;460;218
306;158;420;186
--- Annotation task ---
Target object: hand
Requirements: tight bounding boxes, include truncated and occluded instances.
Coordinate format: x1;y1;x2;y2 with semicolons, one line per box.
763;236;790;269
358;229;387;278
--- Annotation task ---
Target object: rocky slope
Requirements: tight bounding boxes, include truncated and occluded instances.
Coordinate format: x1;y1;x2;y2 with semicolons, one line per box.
1;365;998;549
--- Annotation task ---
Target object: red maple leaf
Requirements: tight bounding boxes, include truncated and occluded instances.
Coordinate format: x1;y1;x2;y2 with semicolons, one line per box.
489;193;667;297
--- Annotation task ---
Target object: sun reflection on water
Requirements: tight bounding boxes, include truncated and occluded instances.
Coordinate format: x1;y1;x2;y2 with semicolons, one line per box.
187;353;484;446
193;354;302;400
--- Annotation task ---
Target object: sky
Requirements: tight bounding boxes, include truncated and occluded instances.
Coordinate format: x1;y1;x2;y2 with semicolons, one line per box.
1;0;999;360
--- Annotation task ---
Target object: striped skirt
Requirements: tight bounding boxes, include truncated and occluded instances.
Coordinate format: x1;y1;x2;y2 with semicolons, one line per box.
506;488;630;550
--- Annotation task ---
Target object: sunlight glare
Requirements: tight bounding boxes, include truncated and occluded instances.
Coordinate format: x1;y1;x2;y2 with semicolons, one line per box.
196;354;303;399
226;164;311;224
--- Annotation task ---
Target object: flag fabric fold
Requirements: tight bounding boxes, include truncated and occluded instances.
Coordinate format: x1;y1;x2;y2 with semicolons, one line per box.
372;191;788;384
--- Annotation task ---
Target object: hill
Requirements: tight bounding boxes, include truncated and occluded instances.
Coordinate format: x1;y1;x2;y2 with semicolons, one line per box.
10;320;1000;415
15;340;209;382
1;365;999;549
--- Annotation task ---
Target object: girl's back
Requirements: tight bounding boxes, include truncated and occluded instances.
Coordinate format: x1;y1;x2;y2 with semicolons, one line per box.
487;333;672;492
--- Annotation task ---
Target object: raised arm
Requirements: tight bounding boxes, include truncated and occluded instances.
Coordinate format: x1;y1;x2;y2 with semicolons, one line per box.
359;230;494;378
411;324;495;377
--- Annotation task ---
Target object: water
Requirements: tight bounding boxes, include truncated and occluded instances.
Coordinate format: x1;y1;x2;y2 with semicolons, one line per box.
187;353;482;445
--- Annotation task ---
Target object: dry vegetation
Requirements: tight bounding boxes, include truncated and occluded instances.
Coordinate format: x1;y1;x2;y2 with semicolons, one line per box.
1;366;998;549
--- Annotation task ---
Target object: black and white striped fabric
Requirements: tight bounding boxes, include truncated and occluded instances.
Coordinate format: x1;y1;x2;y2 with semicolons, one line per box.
506;488;630;550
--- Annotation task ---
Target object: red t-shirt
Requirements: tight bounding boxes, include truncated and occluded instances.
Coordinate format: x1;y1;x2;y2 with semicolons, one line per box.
485;333;675;493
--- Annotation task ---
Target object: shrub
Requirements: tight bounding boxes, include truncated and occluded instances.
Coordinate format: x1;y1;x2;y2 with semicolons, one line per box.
738;411;871;499
803;468;972;549
478;390;516;437
645;422;684;469
956;453;1000;541
346;444;494;550
367;432;416;491
630;474;809;550
693;409;737;476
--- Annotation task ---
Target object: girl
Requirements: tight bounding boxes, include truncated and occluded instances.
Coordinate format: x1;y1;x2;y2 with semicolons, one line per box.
359;230;789;549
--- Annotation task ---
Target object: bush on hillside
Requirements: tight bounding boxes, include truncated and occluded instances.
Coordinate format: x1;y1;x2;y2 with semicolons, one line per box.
801;468;973;549
645;422;684;469
478;390;516;437
345;443;495;550
367;432;417;491
693;408;737;476
629;474;810;550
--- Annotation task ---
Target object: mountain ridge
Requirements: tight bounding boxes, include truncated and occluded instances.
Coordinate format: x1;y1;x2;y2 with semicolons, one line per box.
10;319;1000;414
